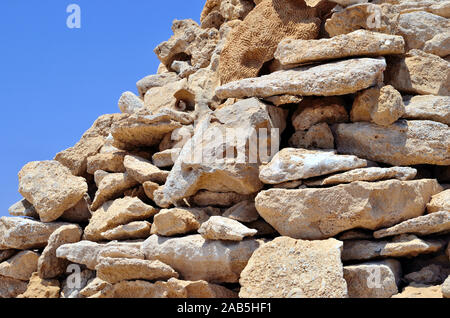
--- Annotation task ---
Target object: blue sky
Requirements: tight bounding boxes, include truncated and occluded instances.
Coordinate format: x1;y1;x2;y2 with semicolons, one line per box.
0;0;205;217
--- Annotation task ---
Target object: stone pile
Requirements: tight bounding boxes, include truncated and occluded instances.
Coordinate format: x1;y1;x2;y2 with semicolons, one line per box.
1;0;449;298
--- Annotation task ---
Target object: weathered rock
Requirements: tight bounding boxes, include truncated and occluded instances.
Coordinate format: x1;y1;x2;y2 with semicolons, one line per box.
0;217;70;250
60;269;95;298
342;235;445;261
334;120;450;166
405;264;450;285
374;211;450;238
403;95;450;125
216;57;387;99
18;272;60;298
255;179;442;239
427;190;450;213
443;276;450;298
60;194;92;223
200;0;255;29
289;123;335;150
86;152;126;174
18;160;88;222
37;225;82;279
101;221;152;241
162;277;237;298
0;250;16;263
0;276;28;298
239;237;348;298
96;257;178;284
344;259;401;298
143;181;159;201
152;149;181;168
141;234;264;283
423;32;450;57
188;190;254;207
264;95;303;106
124;155;169;184
198;216;257;241
136;72;179;98
143;78;193;113
8;199;38;219
79;277;111;298
329;0;368;6
385;50;450;96
152;208;209;237
259;148;367;184
275;30;404;66
338;229;374;241
118;91;144;114
0;251;39;281
89;280;170;298
85;197;156;241
392;283;443;298
222;200;259;223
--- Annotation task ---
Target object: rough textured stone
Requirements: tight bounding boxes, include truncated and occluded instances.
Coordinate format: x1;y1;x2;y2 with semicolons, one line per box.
152;149;181;168
239;237;347;298
0;251;39;281
18;160;88;222
344;259;401;298
37;225;82;279
403;95;450;125
60;269;95;298
0;217;69;250
118;91;144;114
18;272;60;298
427;190;450;213
0;250;16;263
8;199;38;219
264;95;303;106
255;179;442;239
136;72;179;98
141;234;264;283
85;197;156;241
124;155;168;184
275;30;404;66
423;32;450;57
405;264;450;285
374;211;450;238
143;78;192;113
188;191;254;208
443;276;450;298
198;216;257;241
259;148;367;184
86;152;126;174
334;120;450;166
200;0;254;29
162;277;237;298
0;275;28;298
101;221;152;241
216;57;386;99
392;283;443;298
289;123;335;150
222;200;259;223
96;257;178;284
143;181;159;201
385;50;450;96
152;208;209;237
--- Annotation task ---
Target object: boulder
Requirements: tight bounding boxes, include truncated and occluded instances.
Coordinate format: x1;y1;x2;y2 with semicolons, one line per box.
101;221;152;241
0;276;28;298
200;0;254;29
123;155;169;184
423;32;450;57
427;190;450;213
18;272;60;298
222;200;259;223
8;199;38;219
60;269;95;298
0;251;39;281
118;91;144;114
403;95;450;125
198;216;257;241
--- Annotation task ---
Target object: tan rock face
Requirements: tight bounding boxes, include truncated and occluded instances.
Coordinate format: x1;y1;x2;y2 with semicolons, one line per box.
37;225;82;279
427;190;450;213
18;272;60;298
344;259;401;298
118;91;144;114
163;277;237;298
334;120;450;166
385;50;450;96
275;30;404;66
198;216;257;241
264;95;303;106
136;72;179;98
152;149;181;168
222;200;259;223
144;78;192;113
374;211;450;239
443;276;450;298
60;269;95;298
123;155;168;184
289;123;335;150
188;190;254;208
216;57;386;99
0;275;28;298
255;179;442;239
0;251;39;281
259;148;367;185
423;32;450;57
86;152;126;174
239;237;348;298
393;283;443;298
152;208;209;237
84;197;156;242
141;234;264;283
403;95;450;125
18;160;88;222
0;250;16;263
200;0;255;29
101;221;152;241
8;199;38;219
0;217;70;250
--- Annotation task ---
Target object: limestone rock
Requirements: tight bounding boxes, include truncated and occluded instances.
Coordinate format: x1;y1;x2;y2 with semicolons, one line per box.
222;200;259;223
85;197;156;241
392;283;443;298
162;277;237;298
86;152;126;174
96;257;178;284
79;277;111;298
136;72;179;98
8;199;38;219
329;0;368;6
443;276;450;298
255;179;442;239
427;190;450;213
118;91;144;114
18;272;60;298
403;95;450;125
289;123;335;150
239;237;348;298
143;181;159;201
264;95;303;106
423;32;450;57
0;250;16;263
342;235;445;261
216;57;387;99
334;120;450;166
374;211;450;238
198;216;257;241
385;50;450;96
275;30;404;66
0;251;39;281
18;160;88;222
141;234;264;283
60;269;95;298
152;208;209;237
0;217;69;250
200;0;255;29
405;264;450;285
188;190;254;208
37;225;83;279
124;155;169;184
259;148;367;184
144;78;193;113
101;221;152;241
0;275;28;298
344;259;401;298
152;149;181;168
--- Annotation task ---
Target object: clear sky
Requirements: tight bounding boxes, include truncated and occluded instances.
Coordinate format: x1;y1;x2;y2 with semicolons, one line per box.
0;0;205;217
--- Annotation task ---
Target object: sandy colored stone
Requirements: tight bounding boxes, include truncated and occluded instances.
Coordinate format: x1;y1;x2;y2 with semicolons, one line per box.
85;197;156;241
144;78;193;113
60;194;92;223
90;280;171;298
329;0;368;6
200;0;254;29
90;172;139;211
60;269;95;298
427;190;450;213
338;229;374;241
0;250;16;263
0;275;28;298
275;30;404;66
188;190;254;207
222;200;259;223
259;148;367;184
264;95;303;106
118;91;144;114
0;251;39;281
255;179;442;239
152;208;209;237
239;237;347;298
374;211;450;239
342;235;445;261
142;234;264;283
86;152;126;174
423;32;450;57
393;283;443;298
0;217;69;250
405;264;450;285
198;216;257;241
216;57;386;99
403;95;450;125
163;277;237;298
124;154;169;184
152;149;181;168
142;181;159;201
18;160;88;222
8;199;38;219
96;257;178;284
385;49;450;96
37;225;82;279
159;125;194;152
101;221;151;241
344;259;401;298
79;277;111;298
289;123;335;150
136;72;179;98
18;272;60;298
334;120;450;166
442;276;450;298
